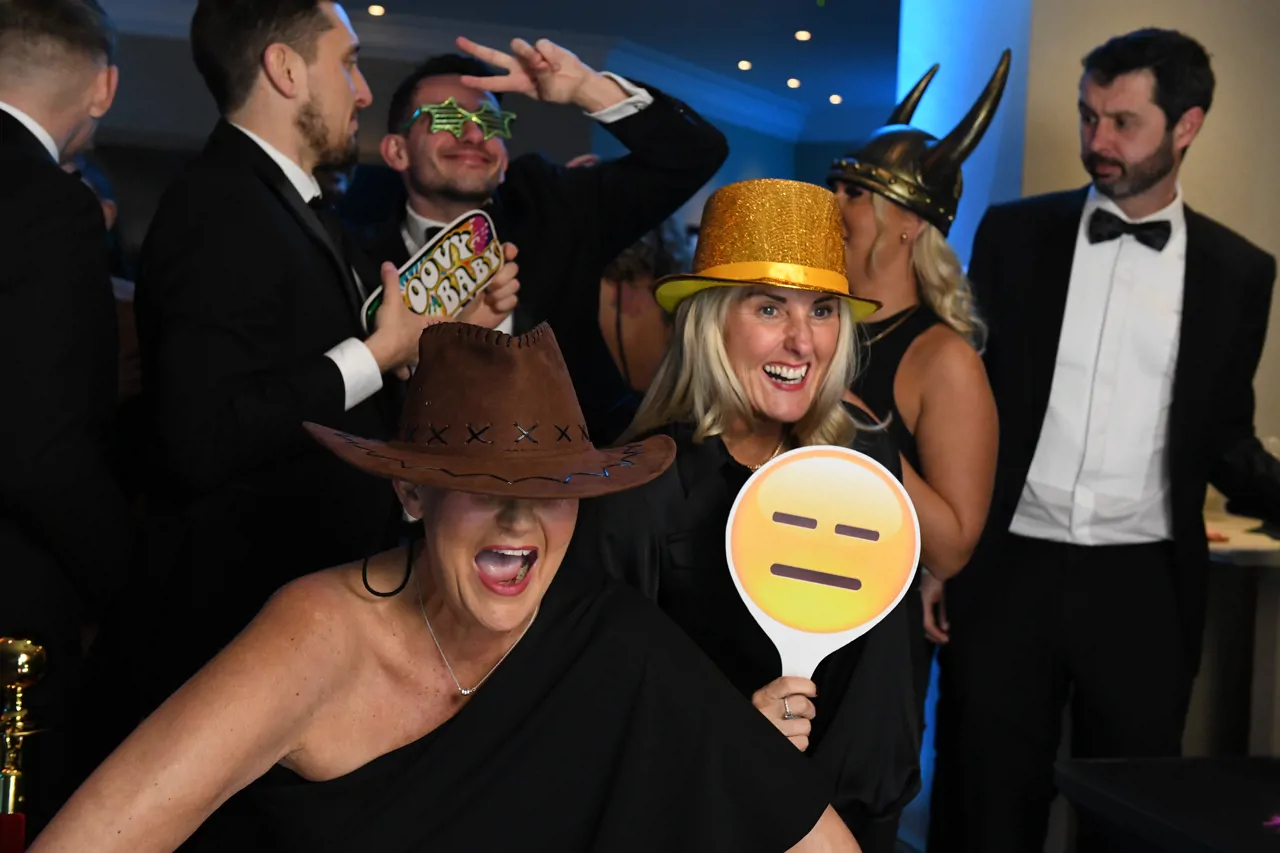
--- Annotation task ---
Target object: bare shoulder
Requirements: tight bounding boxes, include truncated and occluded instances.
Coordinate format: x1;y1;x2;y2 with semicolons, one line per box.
245;564;374;670
904;323;988;389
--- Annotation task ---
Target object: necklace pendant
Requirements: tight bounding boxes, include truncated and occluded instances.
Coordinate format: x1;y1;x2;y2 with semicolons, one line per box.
459;686;476;696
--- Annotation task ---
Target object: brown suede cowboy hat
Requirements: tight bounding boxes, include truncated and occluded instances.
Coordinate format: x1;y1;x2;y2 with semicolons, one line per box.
304;322;675;499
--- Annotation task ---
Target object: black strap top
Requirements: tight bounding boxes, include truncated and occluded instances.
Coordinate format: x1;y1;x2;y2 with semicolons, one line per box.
851;304;942;473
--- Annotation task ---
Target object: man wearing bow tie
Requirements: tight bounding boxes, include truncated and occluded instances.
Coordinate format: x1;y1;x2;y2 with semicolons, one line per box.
929;28;1279;853
358;42;728;445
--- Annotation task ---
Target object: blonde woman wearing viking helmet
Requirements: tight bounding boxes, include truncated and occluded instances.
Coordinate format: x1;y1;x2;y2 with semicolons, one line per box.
568;179;922;853
827;53;1007;731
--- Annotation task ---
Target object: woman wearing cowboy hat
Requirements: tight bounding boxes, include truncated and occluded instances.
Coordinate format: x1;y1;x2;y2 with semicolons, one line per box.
30;323;858;853
568;178;921;853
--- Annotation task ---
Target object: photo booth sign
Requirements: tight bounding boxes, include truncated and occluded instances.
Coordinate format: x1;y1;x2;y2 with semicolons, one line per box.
725;445;921;679
361;210;503;334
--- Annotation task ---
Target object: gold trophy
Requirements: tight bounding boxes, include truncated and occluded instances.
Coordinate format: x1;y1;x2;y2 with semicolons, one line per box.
1;638;45;822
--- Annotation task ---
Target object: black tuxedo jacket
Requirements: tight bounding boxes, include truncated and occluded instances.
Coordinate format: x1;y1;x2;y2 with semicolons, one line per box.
0;110;134;652
358;82;728;444
131;120;403;692
960;186;1278;673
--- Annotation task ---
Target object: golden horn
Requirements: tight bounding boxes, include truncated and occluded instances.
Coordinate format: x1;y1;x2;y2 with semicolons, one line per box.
921;49;1012;180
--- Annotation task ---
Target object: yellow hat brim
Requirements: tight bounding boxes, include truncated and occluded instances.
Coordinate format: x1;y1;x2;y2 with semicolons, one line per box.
654;275;881;320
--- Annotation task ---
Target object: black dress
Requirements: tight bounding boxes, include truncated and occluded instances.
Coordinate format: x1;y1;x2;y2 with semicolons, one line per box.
566;414;921;853
850;304;943;735
229;569;832;852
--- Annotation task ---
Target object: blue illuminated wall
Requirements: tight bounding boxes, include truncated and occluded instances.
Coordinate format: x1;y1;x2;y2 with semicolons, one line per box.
895;7;1031;847
898;0;1032;267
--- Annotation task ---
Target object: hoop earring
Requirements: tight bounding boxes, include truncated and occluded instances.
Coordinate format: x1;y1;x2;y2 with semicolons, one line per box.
362;541;413;598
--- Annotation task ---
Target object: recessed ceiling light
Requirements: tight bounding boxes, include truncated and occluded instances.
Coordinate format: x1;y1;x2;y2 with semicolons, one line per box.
787;78;801;89
829;94;843;104
795;30;812;41
738;60;752;71
368;4;386;15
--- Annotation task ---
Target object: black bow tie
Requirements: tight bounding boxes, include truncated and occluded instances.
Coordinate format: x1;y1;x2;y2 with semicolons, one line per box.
1087;208;1172;251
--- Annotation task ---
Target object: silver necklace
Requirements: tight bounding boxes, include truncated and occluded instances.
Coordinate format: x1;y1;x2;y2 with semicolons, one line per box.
416;573;539;697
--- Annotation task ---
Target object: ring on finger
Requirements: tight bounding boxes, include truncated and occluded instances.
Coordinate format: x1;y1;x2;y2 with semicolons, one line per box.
783;696;795;720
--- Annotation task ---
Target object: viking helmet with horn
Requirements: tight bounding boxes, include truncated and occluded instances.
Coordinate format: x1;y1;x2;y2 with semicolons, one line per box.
827;49;1012;237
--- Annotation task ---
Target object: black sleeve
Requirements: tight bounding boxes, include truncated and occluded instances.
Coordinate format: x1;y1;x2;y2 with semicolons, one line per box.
1209;251;1280;518
519;84;728;280
966;205;1001;349
136;183;349;494
814;598;923;828
588;586;834;852
0;173;135;608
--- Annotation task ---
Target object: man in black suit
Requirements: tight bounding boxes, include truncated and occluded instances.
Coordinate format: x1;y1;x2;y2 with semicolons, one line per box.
359;42;729;445
928;29;1280;853
100;0;517;762
0;0;131;835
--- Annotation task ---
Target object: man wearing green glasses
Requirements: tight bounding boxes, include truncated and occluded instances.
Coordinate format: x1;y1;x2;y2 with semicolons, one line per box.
361;36;729;445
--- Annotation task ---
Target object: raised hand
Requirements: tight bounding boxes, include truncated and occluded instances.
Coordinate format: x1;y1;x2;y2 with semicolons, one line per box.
366;262;448;380
455;36;625;111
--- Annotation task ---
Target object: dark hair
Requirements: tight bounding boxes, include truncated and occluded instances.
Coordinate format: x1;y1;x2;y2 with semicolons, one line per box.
602;219;690;287
190;0;333;115
386;53;503;134
0;0;116;70
1083;28;1215;130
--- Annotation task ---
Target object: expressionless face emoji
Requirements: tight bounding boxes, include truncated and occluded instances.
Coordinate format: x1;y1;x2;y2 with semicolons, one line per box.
727;446;919;636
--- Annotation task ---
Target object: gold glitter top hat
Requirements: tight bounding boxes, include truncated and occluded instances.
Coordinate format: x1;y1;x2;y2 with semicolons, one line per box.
827;50;1011;236
654;178;880;319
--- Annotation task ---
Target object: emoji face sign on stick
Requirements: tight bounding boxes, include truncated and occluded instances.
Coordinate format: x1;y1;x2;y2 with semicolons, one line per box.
726;445;920;679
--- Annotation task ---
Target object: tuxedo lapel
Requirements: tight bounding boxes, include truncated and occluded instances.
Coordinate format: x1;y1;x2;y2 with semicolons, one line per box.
205;121;365;326
263;170;366;324
1168;210;1221;460
1021;188;1088;432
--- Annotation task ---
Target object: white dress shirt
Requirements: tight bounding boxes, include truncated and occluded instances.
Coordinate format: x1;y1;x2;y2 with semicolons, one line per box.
1010;184;1188;545
230;123;383;413
0;100;59;161
398;72;655;338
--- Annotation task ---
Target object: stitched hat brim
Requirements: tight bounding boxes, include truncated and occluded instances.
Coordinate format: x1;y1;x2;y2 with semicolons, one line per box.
654;275;881;319
304;423;676;499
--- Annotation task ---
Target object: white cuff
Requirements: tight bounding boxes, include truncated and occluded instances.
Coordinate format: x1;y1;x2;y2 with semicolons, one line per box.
587;72;654;124
325;337;384;411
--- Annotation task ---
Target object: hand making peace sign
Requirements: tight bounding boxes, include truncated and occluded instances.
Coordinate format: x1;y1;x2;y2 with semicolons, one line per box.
455;35;623;110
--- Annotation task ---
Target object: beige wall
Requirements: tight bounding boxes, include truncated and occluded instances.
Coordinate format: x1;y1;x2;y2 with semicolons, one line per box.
1023;0;1280;440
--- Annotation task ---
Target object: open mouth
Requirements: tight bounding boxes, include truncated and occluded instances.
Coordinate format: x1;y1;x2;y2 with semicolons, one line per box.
770;563;862;591
474;546;537;596
763;362;809;389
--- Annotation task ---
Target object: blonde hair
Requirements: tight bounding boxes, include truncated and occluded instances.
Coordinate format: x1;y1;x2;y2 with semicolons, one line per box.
620;284;860;448
866;193;987;350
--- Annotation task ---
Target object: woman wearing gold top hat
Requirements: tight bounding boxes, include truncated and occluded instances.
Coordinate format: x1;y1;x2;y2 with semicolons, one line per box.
826;53;1008;736
567;178;921;853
